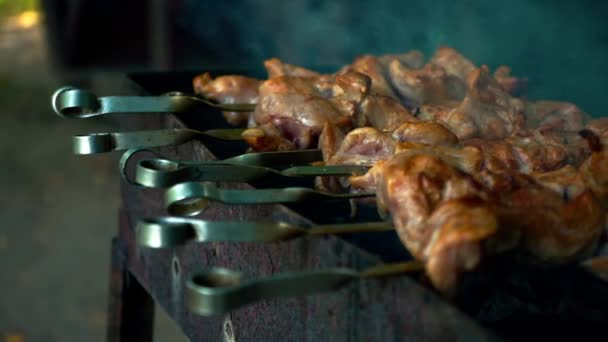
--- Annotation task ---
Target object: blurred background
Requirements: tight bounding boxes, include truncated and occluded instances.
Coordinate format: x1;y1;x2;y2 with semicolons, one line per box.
1;0;608;340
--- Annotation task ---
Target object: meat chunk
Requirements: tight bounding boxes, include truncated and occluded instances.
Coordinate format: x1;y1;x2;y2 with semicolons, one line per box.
392;121;459;146
389;61;466;107
435;66;526;139
264;58;321;78
378;50;425;70
532;165;586;200
494;65;526;96
193;73;260;125
497;186;603;263
464;130;589;175
318;122;345;162
246;74;365;151
247;70;418;151
351;152;495;294
347;55;398;99
525;101;589;132
585;118;608;137
349;131;608;293
430;47;476;83
348;145;484;192
357;95;418;131
325;127;397;166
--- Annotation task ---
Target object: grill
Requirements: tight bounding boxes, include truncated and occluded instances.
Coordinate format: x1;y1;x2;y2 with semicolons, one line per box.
58;71;608;341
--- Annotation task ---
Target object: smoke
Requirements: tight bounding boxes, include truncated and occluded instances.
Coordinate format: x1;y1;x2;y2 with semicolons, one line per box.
176;0;608;115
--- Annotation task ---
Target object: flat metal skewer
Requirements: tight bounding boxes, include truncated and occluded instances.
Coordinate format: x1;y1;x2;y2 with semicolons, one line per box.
73;128;245;155
165;182;376;216
186;261;423;316
134;157;368;188
120;148;327;186
136;216;394;248
52;87;256;119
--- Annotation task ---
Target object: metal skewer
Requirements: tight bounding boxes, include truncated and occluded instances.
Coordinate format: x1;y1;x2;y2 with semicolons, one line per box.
165;182;375;216
186;261;423;316
52;87;256;119
134;157;368;188
136;216;393;248
73;128;245;155
120;148;327;186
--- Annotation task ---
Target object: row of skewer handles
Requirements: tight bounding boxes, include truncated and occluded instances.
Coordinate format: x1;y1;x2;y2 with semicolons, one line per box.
52;86;608;317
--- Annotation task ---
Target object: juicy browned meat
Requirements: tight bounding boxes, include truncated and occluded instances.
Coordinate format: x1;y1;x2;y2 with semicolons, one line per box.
532;165;586;200
347;55;398;98
436;66;525;139
348;145;484;192
318;122;346;162
351;152;495;294
494;65;525;96
430;47;476;83
414;66;525;140
323;120;463;167
325;127;397;166
193;73;261;125
264;58;321;78
392;121;459;146
578;130;608;200
525;100;589;132
357;95;418;131
246;74;362;151
378;50;425;70
497;186;603;263
247;69;419;151
586;118;608;137
389;61;466;107
348;131;608;293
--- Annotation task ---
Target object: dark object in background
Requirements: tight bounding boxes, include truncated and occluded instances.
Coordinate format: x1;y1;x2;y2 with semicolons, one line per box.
40;0;174;70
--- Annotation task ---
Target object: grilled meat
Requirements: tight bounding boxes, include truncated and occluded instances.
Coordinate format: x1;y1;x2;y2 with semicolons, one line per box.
244;70;418;151
193;73;261;126
349;130;608;293
193;48;608;294
323;121;588;177
264;58;321;78
525;100;589;132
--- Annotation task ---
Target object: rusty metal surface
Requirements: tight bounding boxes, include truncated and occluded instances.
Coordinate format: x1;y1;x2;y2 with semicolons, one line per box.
116;113;498;341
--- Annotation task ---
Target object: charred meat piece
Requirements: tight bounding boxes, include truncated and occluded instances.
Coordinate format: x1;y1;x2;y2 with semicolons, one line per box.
435;66;526;139
497;185;603;263
351;152;495;294
357;95;418;131
378;50;425;70
389;60;466;107
429;46;476;83
525;100;589;132
193;73;261;126
325;127;397;166
246;70;417;152
585;117;608;137
244;76;366;151
346;55;399;99
464;130;590;174
415;66;526;140
392;121;459;146
348;131;608;293
264;58;321;78
323;121;462;166
493;65;526;96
